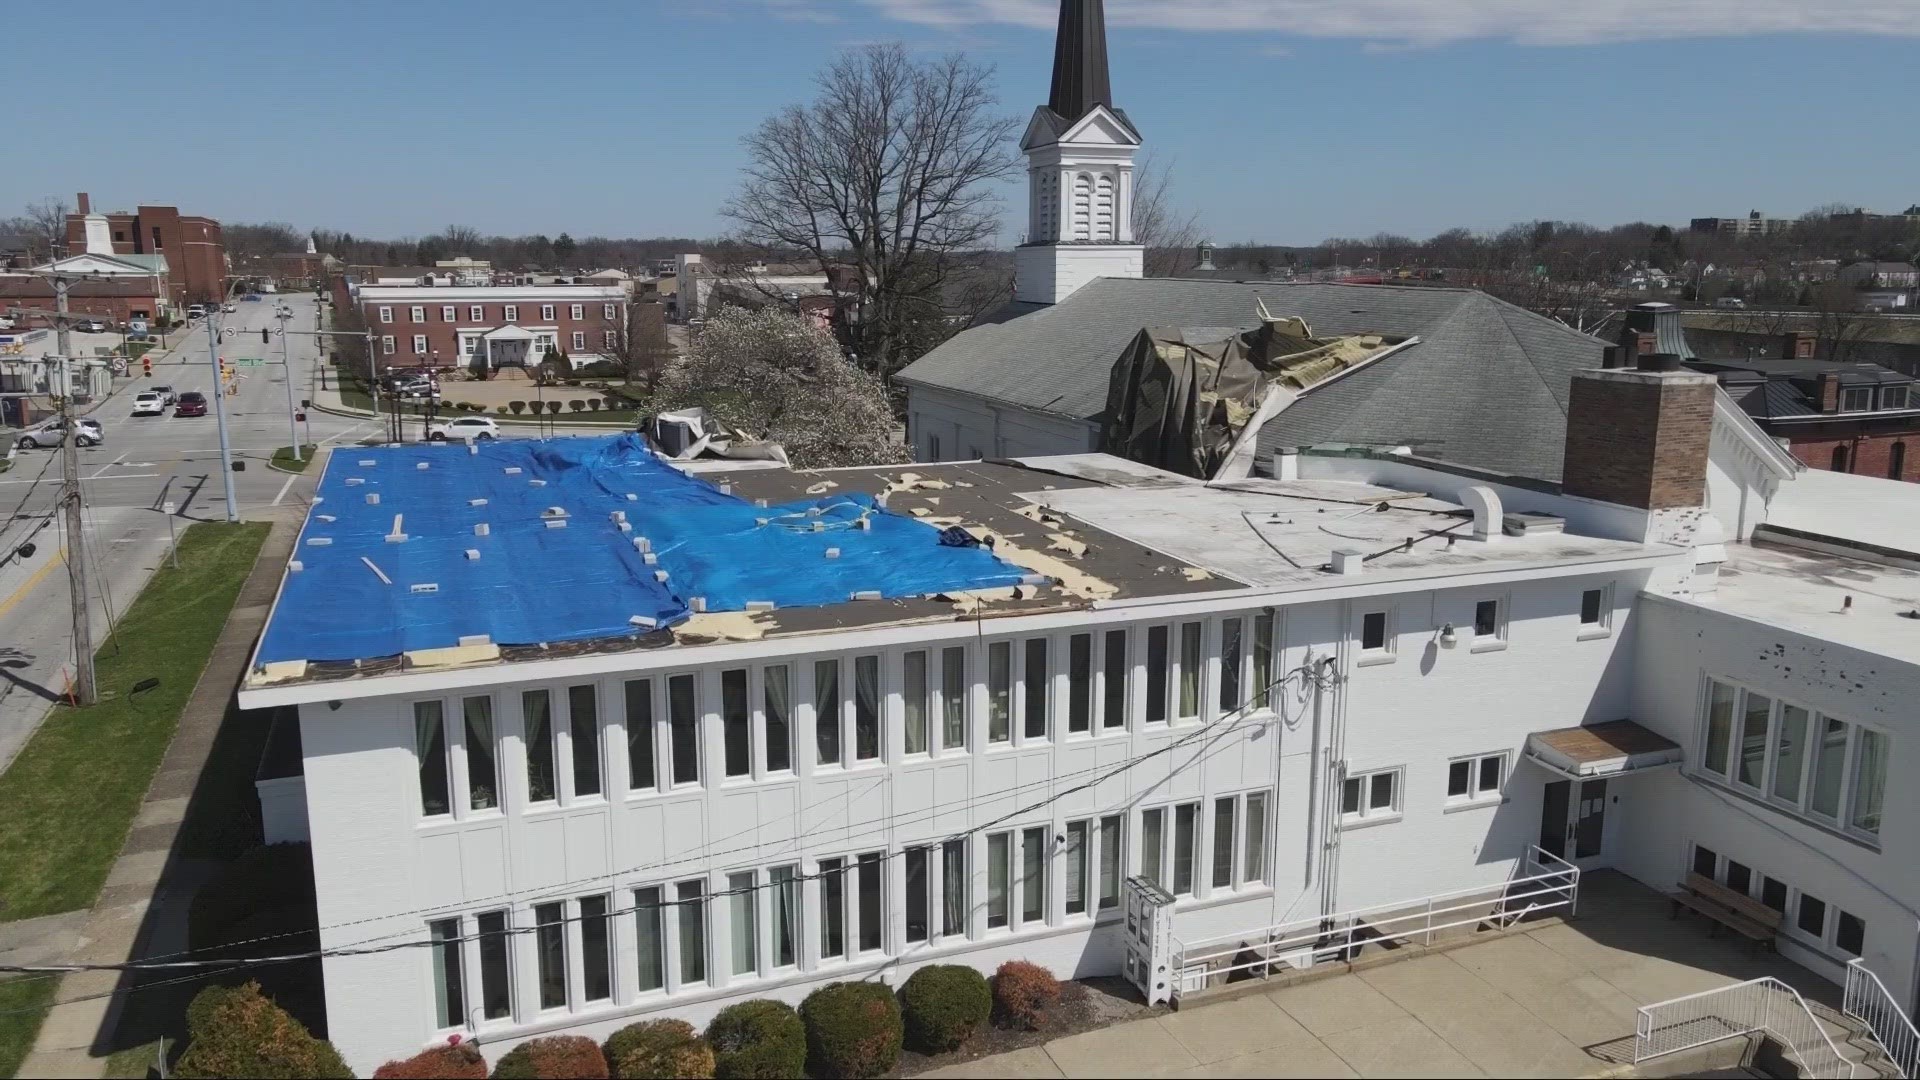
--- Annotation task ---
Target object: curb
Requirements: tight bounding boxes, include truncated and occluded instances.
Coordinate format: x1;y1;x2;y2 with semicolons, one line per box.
304;398;634;430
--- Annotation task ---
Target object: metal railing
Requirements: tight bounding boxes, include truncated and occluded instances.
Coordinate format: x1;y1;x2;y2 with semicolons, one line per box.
1168;845;1578;999
1635;977;1853;1078
1846;957;1919;1078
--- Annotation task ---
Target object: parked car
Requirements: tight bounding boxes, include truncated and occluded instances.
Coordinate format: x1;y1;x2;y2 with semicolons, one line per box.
15;418;104;449
131;391;165;416
426;416;498;441
73;318;108;333
150;384;177;404
186;305;206;320
175;391;208;417
221;302;237;313
0;315;16;330
243;293;263;302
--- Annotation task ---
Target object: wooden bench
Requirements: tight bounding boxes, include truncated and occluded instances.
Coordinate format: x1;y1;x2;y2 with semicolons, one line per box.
1669;872;1783;950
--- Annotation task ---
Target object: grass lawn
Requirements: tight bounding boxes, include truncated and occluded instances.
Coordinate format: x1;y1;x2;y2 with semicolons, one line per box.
0;976;58;1079
0;522;270;922
269;445;320;472
102;1038;164;1079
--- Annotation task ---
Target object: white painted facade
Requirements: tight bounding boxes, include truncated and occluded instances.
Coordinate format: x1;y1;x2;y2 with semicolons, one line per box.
1014;103;1144;306
907;383;1096;462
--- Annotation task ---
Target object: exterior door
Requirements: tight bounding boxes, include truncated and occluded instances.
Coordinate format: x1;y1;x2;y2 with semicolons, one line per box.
1540;778;1608;863
1573;779;1607;860
1539;780;1570;859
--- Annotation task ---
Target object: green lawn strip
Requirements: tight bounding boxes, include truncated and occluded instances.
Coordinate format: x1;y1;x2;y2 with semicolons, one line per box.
0;976;58;1079
101;1037;164;1079
0;522;271;922
269;445;320;473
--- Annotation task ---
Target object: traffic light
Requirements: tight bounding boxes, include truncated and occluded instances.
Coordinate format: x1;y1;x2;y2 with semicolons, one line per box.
142;357;151;377
261;329;271;344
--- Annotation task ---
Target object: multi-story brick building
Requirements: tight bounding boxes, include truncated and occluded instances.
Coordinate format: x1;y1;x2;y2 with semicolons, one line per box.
356;284;628;372
62;192;227;307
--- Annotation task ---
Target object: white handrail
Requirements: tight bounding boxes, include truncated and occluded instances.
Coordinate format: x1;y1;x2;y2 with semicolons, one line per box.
1846;957;1919;1078
1636;977;1853;1079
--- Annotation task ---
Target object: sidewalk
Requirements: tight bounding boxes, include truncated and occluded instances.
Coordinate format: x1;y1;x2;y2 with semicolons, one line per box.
15;516;298;1079
923;873;1858;1079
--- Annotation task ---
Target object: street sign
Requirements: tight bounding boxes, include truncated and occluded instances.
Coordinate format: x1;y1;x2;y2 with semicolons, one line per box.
234;357;266;367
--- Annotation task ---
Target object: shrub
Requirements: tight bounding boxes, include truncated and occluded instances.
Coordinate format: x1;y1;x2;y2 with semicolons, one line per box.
991;961;1061;1031
491;1035;607;1079
375;1041;488;1078
706;1000;805;1078
173;981;352;1079
495;405;509;415
546;400;563;415
508;400;526;415
565;378;582;387
587;398;602;411
900;965;991;1051
604;1019;712;1079
800;982;902;1079
569;399;586;413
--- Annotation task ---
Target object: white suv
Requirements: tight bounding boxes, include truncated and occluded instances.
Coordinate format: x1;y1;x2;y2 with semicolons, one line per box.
426;416;499;441
131;391;165;416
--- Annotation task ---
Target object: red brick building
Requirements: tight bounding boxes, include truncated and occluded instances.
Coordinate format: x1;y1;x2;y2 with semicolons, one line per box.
355;284;628;372
63;192;228;307
1690;346;1920;482
0;277;168;326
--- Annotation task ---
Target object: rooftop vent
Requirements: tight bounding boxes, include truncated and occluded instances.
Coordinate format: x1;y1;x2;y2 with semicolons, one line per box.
1502;512;1565;537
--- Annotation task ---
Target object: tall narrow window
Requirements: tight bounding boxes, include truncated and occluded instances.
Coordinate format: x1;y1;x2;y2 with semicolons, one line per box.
416;701;450;816
634;887;664;992
1103;629;1128;729
722;668;750;777
1703;681;1736;776
904;651;929;755
987;642;1012;742
1837;911;1866;956
477;911;512;1019
534;902;567;1010
1253;613;1274;708
1737;691;1772;789
581;895;612;1002
857;853;883;952
568;685;601;798
429;918;464;1029
1797;892;1827;938
1178;623;1202;719
1173;803;1199;896
942;839;968;937
676;880;707;985
770;866;799;968
905;847;930;943
1146;627;1170;724
465;697;498;812
1890;442;1908;481
1212;797;1237;889
987;833;1011;928
626;679;655;791
522;691;556;804
1810;717;1847;817
1219;618;1243;711
1772;704;1809;804
1142;808;1165;886
668;675;699;786
815;660;841;766
819;858;846;959
764;665;792;773
728;871;757;976
1020;827;1046;924
1099;815;1123;910
854;656;881;760
1023;638;1050;739
1851;728;1888;836
1244;792;1268;884
941;647;967;750
1065;820;1089;915
1068;634;1092;733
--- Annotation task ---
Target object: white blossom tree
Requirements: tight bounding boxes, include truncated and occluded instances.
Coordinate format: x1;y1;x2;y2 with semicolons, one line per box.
655;306;906;469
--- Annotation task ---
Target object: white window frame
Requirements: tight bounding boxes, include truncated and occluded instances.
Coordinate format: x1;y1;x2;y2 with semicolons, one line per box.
470;304;484;321
1203;788;1273;896
1340;766;1402;827
1882;385;1910;410
1695;676;1888;844
570;303;584;320
1445;752;1506;808
1356;607;1397;666
604;303;618;320
378;305;393;323
571;330;586;351
412;334;428;355
1578;583;1614;639
1470;595;1509;653
459;332;482;357
441;305;456;322
542;304;556;321
1840;386;1873;412
410;305;425;323
381;335;396;355
504;304;519;322
604;330;618;349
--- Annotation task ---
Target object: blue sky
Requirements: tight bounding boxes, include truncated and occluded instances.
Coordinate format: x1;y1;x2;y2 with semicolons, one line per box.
9;0;1917;246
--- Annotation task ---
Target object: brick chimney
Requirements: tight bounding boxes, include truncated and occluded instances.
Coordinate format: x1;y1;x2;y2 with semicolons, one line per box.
1819;373;1840;412
1783;330;1816;359
76;192;90;214
1561;353;1717;511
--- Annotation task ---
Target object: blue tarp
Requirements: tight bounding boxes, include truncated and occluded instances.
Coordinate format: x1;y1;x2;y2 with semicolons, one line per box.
256;434;1032;665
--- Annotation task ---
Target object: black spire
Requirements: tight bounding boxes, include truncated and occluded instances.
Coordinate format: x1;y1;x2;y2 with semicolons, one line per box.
1047;0;1112;122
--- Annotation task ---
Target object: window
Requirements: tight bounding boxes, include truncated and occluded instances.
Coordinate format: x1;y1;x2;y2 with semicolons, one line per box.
1703;680;1737;776
379;305;393;323
904;651;929;755
542;304;556;320
1772;704;1809;804
1796;891;1827;938
1832;445;1851;473
1102;629;1127;729
568;684;601;798
764;665;793;773
1725;859;1752;894
1211;798;1236;889
1252;613;1274;708
1852;728;1888;835
470;304;484;321
728;872;757;976
410;305;425;323
416;701;450;817
1700;680;1889;839
1020;827;1047;923
667;674;699;786
605;330;617;349
504;304;519;322
635;887;665;992
1068;634;1092;733
462;912;511;1024
572;331;586;351
1446;753;1505;803
570;304;584;320
1580;588;1607;629
1099;815;1124;910
770;866;799;968
857;853;884;952
1023;638;1049;740
1736;691;1772;789
854;655;880;760
535;902;567;1010
1360;611;1388;652
581;895;612;1002
940;647;966;751
1172;803;1199;896
676;880;707;985
1891;441;1908;480
1219;618;1243;710
1244;792;1268;885
626;679;655;791
523;690;556;804
1836;911;1866;956
429;918;464;1029
1473;599;1502;641
381;335;395;355
1760;877;1788;913
604;303;618;320
465;697;499;812
815;660;842;766
1146;626;1170;724
819;858;846;958
722;669;750;777
905;847;930;943
986;833;1011;928
1141;808;1165;887
1341;768;1400;824
412;334;428;354
1065;821;1090;916
987;642;1011;743
442;305;456;322
1691;844;1718;878
1810;716;1846;818
1883;386;1911;410
1177;622;1202;719
1841;386;1873;412
942;839;968;937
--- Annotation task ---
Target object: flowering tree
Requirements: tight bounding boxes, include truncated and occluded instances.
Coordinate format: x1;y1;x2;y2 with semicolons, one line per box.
656;306;905;469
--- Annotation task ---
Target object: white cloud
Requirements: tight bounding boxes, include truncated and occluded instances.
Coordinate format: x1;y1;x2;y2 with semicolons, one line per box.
860;0;1920;46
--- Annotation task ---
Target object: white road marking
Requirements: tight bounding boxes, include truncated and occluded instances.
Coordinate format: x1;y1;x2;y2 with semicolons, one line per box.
272;474;297;506
0;472;160;486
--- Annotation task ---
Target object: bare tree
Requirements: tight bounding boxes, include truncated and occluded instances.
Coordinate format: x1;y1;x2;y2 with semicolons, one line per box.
441;225;483;255
605;300;675;392
723;43;1019;380
23;197;70;261
1133;155;1202;277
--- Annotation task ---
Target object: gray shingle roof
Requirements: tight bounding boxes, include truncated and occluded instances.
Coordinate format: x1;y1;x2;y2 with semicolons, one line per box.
897;277;1605;481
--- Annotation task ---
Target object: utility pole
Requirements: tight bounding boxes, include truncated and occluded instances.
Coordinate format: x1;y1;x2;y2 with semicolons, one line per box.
51;275;97;706
204;305;240;522
275;303;301;461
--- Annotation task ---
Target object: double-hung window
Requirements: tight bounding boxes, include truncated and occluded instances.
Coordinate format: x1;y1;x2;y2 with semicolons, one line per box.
604;330;618;349
441;305;456;322
571;330;586;351
504;304;519;322
1446;753;1505;805
410;305;425;323
635;887;666;992
1341;768;1401;824
469;304;484;321
570;303;584;320
542;304;556;321
604;303;618;320
667;674;700;787
1022;638;1049;740
412;334;428;355
1841;386;1873;412
378;305;393;323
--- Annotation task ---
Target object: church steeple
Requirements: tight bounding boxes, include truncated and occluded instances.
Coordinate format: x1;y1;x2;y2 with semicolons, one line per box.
1047;0;1112;123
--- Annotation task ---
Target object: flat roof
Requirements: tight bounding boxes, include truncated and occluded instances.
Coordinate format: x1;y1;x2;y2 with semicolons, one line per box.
1664;541;1920;664
355;284;625;301
1765;469;1920;563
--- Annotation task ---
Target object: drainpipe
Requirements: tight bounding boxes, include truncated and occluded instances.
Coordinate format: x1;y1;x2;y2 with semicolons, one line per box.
1320;631;1350;921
